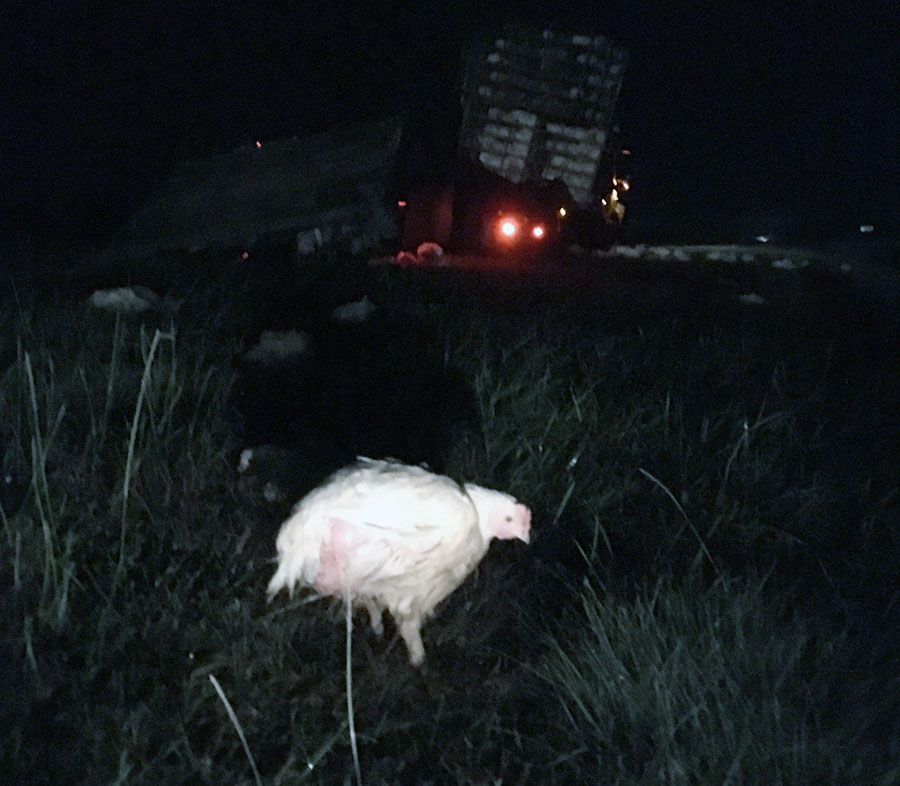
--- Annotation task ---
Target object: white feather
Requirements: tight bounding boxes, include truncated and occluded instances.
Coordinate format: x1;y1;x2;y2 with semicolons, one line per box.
267;458;531;665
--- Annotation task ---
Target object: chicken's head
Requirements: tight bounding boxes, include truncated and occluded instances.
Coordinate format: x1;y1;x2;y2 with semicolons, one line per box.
466;485;532;543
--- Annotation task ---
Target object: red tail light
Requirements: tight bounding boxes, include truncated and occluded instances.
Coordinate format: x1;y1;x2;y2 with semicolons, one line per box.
492;212;549;249
494;214;521;244
499;217;519;237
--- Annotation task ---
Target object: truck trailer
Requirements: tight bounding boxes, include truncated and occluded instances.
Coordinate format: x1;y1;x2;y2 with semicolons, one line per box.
399;23;629;256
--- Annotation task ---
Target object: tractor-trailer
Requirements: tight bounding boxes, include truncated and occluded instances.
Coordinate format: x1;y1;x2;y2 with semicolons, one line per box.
108;24;627;262
400;23;629;255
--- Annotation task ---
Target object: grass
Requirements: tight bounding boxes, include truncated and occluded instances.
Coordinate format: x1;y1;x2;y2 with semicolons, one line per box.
544;567;897;785
1;246;898;785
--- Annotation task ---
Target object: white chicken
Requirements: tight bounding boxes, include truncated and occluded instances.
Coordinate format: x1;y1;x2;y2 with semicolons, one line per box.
267;458;532;665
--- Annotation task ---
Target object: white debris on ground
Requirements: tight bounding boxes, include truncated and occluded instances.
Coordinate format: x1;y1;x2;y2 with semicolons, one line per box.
771;258;797;270
604;244;645;258
237;443;349;507
243;330;312;364
387;242;447;267
597;244;822;271
390;251;415;265
88;286;173;313
267;457;532;666
237;448;255;474
416;242;444;261
771;257;809;270
237;445;298;503
331;295;376;323
705;248;738;262
262;482;282;503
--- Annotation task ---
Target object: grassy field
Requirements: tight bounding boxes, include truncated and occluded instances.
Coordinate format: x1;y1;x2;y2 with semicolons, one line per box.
2;247;898;785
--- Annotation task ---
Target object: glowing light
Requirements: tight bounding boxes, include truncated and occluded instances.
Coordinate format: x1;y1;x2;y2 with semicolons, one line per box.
859;224;874;233
622;149;631;155
558;206;567;217
397;200;407;207
241;251;250;260
499;218;518;237
255;141;262;148
532;224;545;239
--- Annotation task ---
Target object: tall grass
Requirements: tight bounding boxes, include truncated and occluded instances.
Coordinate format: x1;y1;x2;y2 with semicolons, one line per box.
114;324;177;593
540;572;860;785
18;344;76;633
1;255;898;785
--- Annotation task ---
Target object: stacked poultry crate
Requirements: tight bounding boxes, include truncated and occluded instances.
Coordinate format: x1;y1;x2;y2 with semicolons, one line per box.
458;25;628;207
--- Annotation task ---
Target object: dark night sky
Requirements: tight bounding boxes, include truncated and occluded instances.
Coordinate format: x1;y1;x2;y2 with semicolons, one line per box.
2;0;896;249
